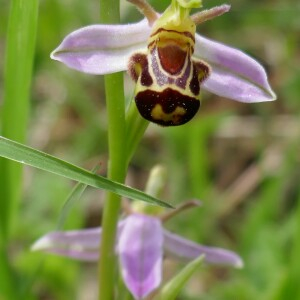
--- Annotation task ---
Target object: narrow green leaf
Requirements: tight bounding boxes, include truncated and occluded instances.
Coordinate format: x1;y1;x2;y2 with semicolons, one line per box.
0;248;19;299
0;0;38;242
0;136;172;208
159;255;205;300
56;182;88;230
56;165;100;230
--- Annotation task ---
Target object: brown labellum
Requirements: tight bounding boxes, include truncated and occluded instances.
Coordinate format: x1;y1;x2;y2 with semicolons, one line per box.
135;88;200;126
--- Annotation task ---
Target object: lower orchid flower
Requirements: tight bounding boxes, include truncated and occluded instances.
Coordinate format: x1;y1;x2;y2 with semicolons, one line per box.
51;0;276;126
32;210;243;299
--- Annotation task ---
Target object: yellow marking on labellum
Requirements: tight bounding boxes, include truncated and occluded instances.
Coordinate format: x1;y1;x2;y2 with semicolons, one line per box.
152;104;186;124
127;0;211;126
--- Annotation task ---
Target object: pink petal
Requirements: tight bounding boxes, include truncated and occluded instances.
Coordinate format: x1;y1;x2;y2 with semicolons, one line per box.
163;230;243;268
32;221;125;261
51;19;150;74
31;227;101;260
118;214;163;299
195;35;276;102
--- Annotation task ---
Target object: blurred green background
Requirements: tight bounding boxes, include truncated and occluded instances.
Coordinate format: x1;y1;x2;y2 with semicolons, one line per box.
0;0;300;299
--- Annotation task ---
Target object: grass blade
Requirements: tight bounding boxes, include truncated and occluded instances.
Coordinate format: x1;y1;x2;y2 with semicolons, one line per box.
56;165;100;230
0;0;39;241
159;255;205;300
0;136;172;208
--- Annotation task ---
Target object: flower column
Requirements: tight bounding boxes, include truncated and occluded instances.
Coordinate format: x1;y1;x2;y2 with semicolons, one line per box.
98;0;126;299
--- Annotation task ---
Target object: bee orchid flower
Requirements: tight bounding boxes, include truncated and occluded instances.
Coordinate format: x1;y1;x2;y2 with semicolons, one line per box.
32;213;243;299
51;0;276;126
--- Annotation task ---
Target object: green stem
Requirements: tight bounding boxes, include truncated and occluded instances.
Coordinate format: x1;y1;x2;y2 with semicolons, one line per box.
98;1;125;299
99;74;126;300
98;79;150;299
98;1;152;298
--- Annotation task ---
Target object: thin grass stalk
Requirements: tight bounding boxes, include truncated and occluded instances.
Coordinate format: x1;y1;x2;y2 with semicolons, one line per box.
0;0;38;298
0;0;39;242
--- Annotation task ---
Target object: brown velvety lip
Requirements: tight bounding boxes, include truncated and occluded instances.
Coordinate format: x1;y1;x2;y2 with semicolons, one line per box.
135;88;200;126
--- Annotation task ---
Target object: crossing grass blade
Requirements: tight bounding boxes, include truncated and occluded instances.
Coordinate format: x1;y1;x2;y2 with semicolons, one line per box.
56;165;101;230
0;136;172;208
